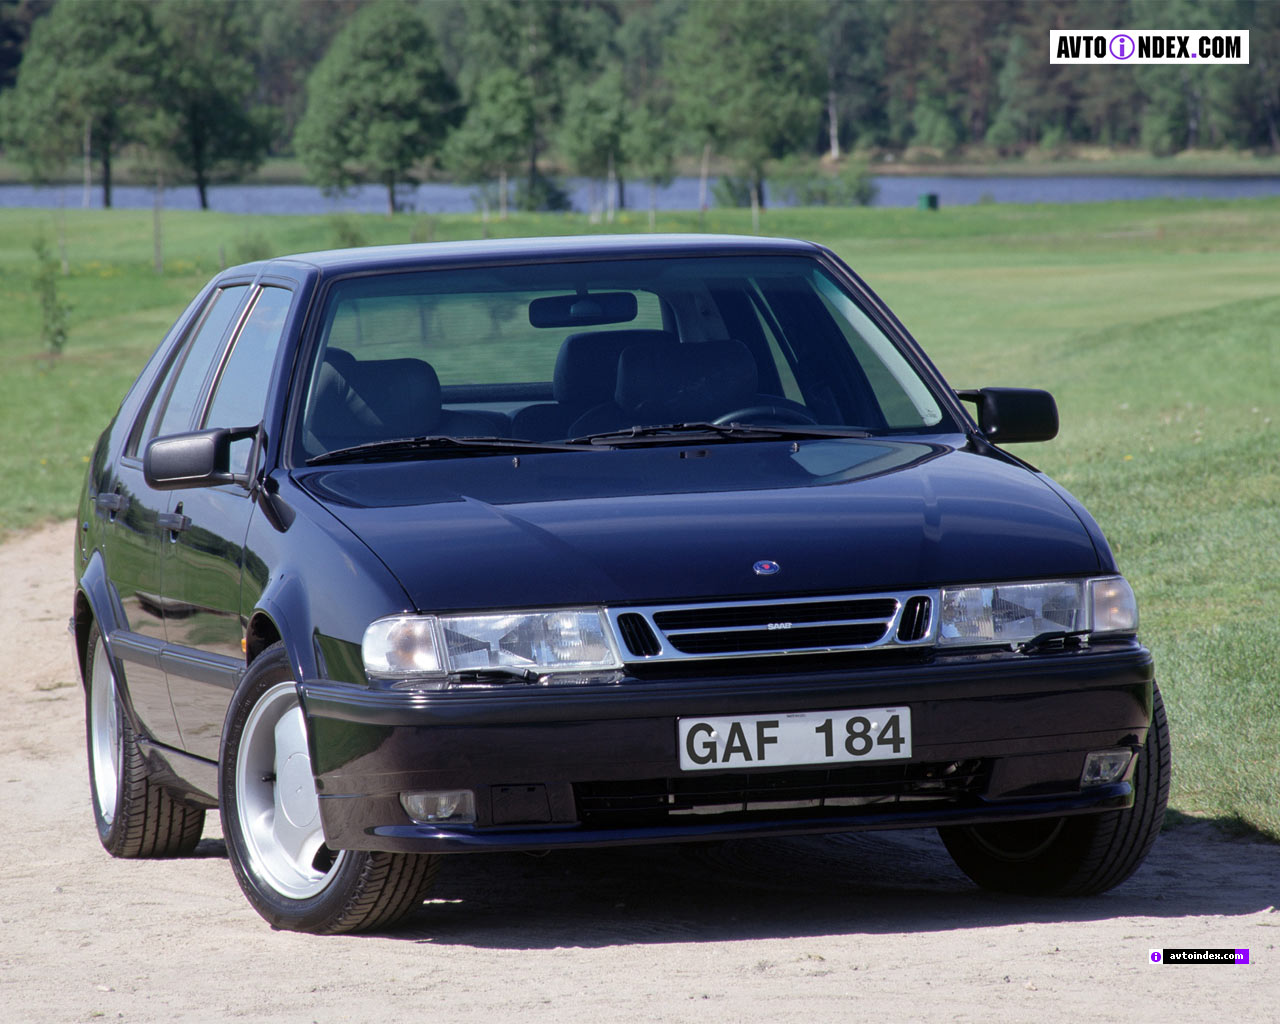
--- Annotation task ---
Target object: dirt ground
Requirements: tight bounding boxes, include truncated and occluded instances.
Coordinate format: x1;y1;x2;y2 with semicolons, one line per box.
2;520;1276;1023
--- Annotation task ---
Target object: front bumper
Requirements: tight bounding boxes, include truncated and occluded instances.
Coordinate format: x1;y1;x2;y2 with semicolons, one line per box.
298;643;1154;853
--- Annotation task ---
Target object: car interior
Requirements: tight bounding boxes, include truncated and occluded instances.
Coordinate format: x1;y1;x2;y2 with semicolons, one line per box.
297;256;947;458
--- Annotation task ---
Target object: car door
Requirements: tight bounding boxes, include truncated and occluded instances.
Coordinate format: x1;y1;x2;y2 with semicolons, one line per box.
101;283;249;749
159;284;296;761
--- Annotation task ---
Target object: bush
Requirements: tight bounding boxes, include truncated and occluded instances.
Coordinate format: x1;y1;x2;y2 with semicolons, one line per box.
514;173;572;212
712;175;753;208
911;98;959;154
985;117;1021;156
1039;125;1069;156
770;158;878;207
32;237;70;358
234;230;273;264
328;215;368;249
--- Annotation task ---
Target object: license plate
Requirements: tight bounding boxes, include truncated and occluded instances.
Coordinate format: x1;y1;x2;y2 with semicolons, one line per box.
678;707;912;771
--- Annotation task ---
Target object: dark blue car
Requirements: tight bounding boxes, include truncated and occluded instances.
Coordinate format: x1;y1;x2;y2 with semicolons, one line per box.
73;234;1168;933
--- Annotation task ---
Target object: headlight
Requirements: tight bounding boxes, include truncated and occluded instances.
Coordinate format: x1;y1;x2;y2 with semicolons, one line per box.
362;608;622;687
938;576;1137;647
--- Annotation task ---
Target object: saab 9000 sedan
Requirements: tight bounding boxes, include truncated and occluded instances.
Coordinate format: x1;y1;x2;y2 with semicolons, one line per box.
72;234;1168;934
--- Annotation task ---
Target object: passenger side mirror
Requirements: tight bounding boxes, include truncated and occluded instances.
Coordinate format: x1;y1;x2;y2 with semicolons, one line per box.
956;387;1059;444
144;426;258;490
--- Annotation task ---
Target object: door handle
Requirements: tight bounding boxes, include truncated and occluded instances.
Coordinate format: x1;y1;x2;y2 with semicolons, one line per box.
96;491;128;517
158;511;191;535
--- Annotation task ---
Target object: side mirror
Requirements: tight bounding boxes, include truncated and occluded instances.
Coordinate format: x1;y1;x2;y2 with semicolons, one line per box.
144;426;258;490
956;387;1059;444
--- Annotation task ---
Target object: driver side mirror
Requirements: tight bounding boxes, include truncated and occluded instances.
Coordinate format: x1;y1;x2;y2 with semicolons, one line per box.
144;426;259;490
956;387;1059;444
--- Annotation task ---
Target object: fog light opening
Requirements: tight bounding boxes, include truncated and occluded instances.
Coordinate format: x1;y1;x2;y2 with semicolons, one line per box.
400;789;476;824
1081;749;1133;788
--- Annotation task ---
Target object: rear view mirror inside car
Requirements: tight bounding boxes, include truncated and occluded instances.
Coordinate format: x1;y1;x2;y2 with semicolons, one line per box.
529;291;637;328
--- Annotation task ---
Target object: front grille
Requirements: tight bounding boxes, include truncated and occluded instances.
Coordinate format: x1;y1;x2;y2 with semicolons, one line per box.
665;623;888;655
575;760;988;827
608;590;938;662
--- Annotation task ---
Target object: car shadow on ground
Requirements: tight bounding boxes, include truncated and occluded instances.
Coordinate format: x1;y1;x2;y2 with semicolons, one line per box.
361;818;1279;947
190;817;1277;946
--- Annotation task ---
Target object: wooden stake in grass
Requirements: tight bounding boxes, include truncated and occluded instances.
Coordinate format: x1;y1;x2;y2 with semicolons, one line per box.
153;169;164;275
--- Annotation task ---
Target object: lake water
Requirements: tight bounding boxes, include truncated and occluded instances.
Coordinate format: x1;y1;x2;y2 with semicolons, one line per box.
4;174;1280;215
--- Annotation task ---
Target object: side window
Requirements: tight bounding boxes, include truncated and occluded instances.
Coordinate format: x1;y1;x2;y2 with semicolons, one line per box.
127;285;248;457
203;286;293;475
144;285;249;448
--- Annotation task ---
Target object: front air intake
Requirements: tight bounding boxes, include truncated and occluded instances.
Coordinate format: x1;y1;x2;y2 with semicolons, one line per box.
616;612;662;657
897;596;933;642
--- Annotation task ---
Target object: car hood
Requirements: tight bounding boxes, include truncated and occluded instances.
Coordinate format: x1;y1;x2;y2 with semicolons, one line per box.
296;438;1104;611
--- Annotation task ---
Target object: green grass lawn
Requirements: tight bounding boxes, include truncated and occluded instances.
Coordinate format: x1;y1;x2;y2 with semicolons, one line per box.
2;199;1276;839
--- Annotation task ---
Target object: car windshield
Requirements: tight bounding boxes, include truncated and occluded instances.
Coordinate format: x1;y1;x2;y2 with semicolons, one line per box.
296;254;952;462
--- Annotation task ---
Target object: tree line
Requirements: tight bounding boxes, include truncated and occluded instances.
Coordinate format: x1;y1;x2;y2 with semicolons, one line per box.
2;0;1278;216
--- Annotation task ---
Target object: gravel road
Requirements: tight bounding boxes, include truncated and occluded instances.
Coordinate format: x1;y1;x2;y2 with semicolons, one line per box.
3;521;1275;1023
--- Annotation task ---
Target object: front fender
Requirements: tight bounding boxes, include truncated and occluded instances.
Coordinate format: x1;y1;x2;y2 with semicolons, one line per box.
242;478;413;689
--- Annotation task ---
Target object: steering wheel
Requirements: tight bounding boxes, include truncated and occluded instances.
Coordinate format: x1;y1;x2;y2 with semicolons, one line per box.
712;404;818;426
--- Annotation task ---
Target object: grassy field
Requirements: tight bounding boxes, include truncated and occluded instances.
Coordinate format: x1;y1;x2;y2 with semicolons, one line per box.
1;199;1276;839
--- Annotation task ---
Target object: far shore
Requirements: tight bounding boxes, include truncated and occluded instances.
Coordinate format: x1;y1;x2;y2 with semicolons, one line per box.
4;146;1280;189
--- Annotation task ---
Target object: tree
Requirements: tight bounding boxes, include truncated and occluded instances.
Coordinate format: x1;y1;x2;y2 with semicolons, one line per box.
624;99;677;230
458;0;617;208
147;0;271;210
667;0;822;212
441;67;529;219
295;0;459;215
0;0;155;206
558;69;628;221
817;0;889;156
250;0;363;154
0;0;51;92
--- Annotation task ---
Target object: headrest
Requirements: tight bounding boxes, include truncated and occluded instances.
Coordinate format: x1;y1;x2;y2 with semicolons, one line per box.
554;329;677;405
616;340;758;423
323;346;358;376
347;357;443;434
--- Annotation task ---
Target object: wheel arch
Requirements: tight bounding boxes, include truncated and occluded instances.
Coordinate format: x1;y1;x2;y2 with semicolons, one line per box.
73;549;126;686
245;573;320;685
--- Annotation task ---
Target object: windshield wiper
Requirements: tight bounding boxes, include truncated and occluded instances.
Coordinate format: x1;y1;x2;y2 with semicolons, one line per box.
306;435;594;466
565;422;871;447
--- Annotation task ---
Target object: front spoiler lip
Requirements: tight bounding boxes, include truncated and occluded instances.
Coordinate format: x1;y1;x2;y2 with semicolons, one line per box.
343;784;1134;854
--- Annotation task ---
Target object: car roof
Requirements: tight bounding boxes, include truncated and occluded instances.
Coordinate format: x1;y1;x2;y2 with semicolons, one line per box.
245;233;827;279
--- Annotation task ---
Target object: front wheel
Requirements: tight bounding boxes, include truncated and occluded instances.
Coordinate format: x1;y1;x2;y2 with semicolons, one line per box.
219;643;440;933
939;680;1171;896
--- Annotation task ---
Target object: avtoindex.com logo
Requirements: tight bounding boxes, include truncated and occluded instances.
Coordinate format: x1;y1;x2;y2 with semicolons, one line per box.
1149;948;1251;964
1051;30;1249;64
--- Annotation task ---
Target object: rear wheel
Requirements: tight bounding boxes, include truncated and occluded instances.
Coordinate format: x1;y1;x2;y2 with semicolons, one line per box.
939;680;1171;896
219;643;440;933
84;622;205;858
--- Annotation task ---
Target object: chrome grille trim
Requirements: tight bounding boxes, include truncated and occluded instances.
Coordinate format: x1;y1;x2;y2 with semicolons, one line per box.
606;590;939;662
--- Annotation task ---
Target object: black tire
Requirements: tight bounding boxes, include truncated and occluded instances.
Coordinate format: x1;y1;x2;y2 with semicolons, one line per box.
219;642;440;934
83;622;205;858
939;680;1171;896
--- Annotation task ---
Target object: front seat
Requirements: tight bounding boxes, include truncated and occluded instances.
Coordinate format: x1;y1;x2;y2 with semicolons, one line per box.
566;339;760;437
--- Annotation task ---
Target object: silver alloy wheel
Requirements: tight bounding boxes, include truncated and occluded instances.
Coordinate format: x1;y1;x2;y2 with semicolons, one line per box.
88;636;122;826
234;680;346;900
